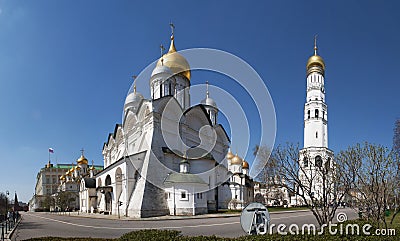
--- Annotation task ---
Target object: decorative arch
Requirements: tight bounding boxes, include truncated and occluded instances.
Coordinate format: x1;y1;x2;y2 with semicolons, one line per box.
105;175;111;186
315;155;322;168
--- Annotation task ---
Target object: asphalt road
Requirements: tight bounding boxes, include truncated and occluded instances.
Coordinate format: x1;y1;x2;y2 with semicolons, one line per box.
12;208;357;240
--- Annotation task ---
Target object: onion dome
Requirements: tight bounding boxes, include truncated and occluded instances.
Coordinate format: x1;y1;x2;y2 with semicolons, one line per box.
307;55;325;70
77;154;88;165
75;166;81;170
89;165;95;170
124;82;144;113
156;34;191;81
60;175;65;180
201;81;217;108
231;154;242;165
151;65;173;77
226;150;234;160
306;36;325;74
242;160;249;169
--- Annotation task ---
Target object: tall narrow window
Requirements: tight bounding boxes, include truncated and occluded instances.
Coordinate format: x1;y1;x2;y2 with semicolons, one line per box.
307;110;310;119
304;157;308;167
315;109;319;118
323;111;325;120
315;155;323;168
316;131;318;138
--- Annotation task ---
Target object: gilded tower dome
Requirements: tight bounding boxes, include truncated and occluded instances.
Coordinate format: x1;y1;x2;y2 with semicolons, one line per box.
156;34;191;81
306;36;325;72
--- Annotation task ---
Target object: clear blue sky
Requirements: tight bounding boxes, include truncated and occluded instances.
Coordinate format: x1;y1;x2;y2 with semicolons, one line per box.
0;0;399;202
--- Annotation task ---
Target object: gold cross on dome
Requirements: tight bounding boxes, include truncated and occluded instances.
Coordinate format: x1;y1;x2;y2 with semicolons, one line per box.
169;22;175;36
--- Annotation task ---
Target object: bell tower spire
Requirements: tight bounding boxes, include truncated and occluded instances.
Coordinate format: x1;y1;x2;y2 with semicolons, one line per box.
304;38;328;148
314;35;318;55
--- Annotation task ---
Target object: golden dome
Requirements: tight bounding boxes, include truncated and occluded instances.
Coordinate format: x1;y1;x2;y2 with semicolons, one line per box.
231;154;242;165
75;166;81;170
307;55;325;70
89;165;95;170
306;36;325;71
77;155;88;165
226;150;234;160
60;175;65;180
242;160;249;169
156;35;191;80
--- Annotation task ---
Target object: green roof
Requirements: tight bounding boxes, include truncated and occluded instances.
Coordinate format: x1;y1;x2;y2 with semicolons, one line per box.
41;164;104;170
164;173;207;184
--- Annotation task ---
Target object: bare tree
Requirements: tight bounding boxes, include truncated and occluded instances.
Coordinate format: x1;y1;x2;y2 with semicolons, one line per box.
337;142;399;228
394;119;400;156
391;119;400;224
0;192;11;218
255;143;351;226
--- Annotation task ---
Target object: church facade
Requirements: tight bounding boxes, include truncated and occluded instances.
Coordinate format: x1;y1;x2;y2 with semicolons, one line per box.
82;29;253;218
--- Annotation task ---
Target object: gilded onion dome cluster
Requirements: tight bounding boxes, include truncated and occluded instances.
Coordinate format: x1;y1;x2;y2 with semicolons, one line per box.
59;151;92;183
225;150;249;170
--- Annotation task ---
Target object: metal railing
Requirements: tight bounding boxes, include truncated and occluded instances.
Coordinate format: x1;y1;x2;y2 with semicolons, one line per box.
1;217;19;241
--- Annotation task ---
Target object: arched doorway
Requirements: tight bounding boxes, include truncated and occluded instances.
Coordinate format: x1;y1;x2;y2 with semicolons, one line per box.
105;192;112;215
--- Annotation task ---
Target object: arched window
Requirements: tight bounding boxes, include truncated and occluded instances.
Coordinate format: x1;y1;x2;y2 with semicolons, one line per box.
315;155;322;168
307;110;310;119
304;157;308;167
105;175;111;186
315;109;319;118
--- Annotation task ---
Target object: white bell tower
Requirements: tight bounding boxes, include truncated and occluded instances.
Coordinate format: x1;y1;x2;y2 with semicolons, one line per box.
299;37;334;201
303;37;328;148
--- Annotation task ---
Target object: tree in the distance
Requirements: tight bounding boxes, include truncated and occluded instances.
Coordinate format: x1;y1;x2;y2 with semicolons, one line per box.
390;118;400;224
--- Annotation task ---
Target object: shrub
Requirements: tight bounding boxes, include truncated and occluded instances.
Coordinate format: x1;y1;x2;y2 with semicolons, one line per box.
118;229;181;241
24;238;113;241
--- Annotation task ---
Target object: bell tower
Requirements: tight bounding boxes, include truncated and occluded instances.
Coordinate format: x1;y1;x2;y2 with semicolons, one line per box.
299;37;334;201
304;36;328;148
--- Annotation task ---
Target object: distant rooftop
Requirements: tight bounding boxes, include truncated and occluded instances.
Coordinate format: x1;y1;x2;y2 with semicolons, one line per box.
41;163;103;171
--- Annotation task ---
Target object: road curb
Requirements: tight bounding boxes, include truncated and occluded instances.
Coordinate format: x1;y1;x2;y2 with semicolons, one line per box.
44;209;311;221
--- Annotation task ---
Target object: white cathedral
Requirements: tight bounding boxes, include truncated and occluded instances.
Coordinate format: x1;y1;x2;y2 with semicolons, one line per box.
79;28;254;217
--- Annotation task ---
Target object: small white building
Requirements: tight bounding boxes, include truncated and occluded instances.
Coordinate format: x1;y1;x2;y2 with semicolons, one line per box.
164;158;208;215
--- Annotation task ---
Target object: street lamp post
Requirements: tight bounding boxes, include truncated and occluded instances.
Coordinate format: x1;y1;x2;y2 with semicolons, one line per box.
5;191;9;218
